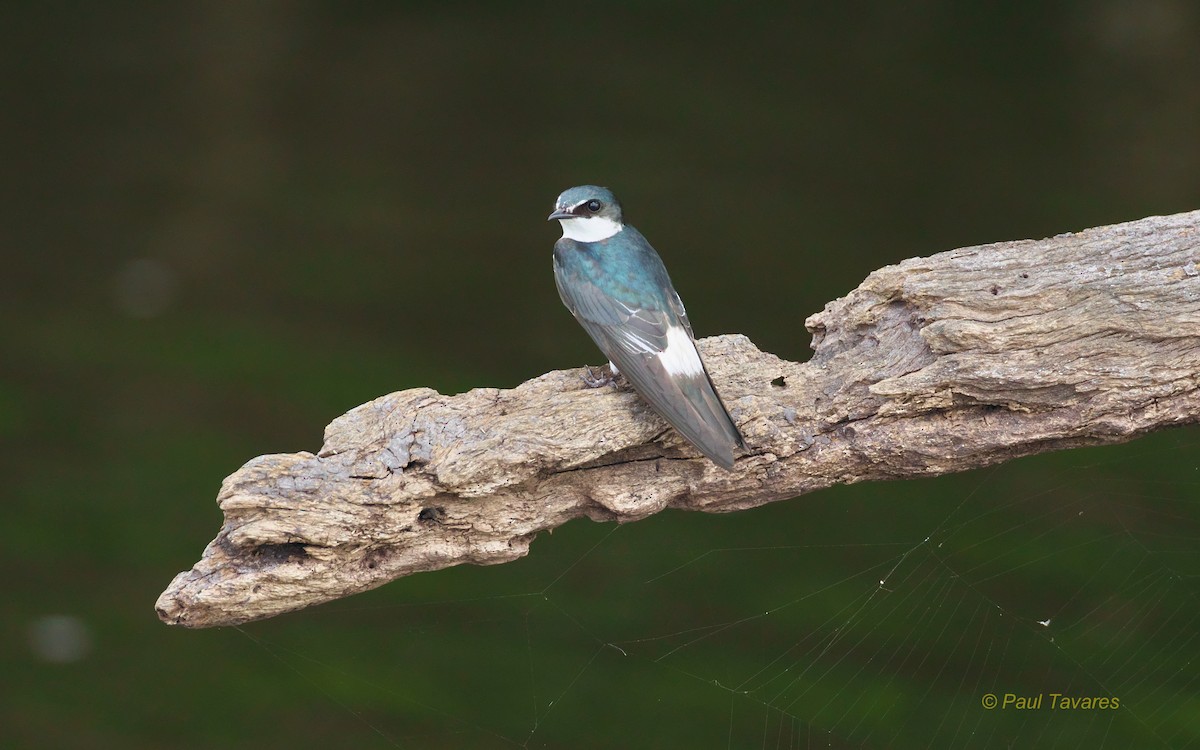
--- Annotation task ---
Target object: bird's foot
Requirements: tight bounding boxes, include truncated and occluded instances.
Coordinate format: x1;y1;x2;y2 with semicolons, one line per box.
581;364;617;388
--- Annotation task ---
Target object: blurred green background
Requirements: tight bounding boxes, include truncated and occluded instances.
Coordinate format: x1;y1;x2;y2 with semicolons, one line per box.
5;2;1200;748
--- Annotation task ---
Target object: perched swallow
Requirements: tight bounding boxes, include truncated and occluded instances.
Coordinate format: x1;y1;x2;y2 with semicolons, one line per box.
549;185;745;469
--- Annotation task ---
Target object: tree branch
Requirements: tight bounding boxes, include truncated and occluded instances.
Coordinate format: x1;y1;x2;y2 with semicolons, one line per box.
157;210;1200;628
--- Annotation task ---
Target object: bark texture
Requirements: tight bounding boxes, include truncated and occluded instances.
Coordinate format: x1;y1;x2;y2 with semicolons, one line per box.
157;210;1200;628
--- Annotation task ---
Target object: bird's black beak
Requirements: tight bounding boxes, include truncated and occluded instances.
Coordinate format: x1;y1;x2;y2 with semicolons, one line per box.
547;208;574;221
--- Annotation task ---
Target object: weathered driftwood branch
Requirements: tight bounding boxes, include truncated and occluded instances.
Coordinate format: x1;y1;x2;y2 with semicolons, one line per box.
158;210;1200;628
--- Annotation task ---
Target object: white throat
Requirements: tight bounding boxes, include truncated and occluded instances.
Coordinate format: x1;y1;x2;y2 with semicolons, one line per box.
558;216;623;242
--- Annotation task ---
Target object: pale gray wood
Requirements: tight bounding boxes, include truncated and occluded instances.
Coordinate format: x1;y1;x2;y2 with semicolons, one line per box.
157;209;1200;628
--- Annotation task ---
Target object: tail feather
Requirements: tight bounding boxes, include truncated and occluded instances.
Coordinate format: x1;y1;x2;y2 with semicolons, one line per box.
635;366;743;470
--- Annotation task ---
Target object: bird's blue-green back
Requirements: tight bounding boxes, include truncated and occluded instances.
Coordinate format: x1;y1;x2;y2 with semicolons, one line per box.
553;223;743;468
554;227;675;313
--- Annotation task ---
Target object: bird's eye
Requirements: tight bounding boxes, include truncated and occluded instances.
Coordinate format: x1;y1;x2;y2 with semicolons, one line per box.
585;199;602;212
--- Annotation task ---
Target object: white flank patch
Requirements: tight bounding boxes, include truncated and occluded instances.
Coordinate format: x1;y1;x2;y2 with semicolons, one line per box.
608;361;620;375
559;216;622;242
658;326;704;376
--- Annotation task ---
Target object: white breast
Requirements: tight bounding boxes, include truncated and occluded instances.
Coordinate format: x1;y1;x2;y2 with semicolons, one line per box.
559;216;623;242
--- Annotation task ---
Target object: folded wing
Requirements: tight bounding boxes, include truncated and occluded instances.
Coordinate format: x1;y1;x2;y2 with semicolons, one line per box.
555;272;745;469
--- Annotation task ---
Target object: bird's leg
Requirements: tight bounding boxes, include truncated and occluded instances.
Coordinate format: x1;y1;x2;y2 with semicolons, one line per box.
581;363;618;388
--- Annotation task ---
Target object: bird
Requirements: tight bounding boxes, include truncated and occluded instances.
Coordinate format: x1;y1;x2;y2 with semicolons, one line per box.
549;185;746;470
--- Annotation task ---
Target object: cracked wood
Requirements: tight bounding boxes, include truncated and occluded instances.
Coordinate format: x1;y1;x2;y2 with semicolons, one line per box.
157;209;1200;628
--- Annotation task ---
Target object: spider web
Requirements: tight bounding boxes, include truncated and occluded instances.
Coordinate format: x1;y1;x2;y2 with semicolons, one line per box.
234;426;1200;748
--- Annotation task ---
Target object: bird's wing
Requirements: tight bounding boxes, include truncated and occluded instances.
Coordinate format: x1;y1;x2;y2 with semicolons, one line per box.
555;269;743;469
667;287;694;339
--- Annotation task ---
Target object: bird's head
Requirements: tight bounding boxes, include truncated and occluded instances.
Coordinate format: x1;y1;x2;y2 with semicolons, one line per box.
548;185;624;242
